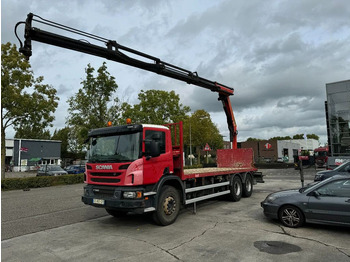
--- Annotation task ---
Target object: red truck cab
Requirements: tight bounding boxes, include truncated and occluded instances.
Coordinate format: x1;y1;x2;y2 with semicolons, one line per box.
314;146;329;168
82;122;184;218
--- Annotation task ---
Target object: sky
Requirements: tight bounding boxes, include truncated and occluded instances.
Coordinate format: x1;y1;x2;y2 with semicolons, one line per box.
2;0;350;145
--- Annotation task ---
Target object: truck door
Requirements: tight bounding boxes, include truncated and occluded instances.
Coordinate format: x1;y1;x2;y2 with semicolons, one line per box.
143;129;172;184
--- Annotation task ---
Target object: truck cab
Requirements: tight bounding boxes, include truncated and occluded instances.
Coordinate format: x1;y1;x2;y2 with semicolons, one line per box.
85;123;174;187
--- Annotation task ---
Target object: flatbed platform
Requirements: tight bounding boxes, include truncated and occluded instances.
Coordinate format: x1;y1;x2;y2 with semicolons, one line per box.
184;167;257;179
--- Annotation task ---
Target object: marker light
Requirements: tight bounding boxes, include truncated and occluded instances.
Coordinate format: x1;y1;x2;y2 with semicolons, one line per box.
126;118;132;124
107;121;112;127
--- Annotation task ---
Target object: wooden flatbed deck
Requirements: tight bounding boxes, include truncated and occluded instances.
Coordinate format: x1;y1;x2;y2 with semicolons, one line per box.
183;167;257;179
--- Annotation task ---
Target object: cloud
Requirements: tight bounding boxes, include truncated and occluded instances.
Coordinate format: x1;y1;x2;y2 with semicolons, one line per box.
2;0;350;145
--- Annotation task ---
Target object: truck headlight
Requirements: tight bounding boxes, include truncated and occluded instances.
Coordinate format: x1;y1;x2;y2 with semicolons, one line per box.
123;191;142;199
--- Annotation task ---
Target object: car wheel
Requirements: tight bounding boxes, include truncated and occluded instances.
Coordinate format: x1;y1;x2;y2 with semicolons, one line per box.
242;173;253;197
278;205;304;228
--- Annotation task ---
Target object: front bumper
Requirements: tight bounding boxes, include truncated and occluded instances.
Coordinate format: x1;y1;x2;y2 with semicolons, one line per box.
260;201;279;219
82;185;155;214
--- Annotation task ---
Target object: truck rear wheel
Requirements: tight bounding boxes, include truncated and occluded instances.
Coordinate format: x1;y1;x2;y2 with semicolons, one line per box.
229;175;242;202
153;185;180;226
105;208;128;217
242;173;253;197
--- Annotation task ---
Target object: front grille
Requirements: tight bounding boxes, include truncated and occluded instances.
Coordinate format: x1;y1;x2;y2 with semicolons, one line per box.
91;178;121;183
90;172;122;177
92;187;115;198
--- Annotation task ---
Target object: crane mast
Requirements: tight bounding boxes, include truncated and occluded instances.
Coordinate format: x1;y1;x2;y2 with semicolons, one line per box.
15;13;238;148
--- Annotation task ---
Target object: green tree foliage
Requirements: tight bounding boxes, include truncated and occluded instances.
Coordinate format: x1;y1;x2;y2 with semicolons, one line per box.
119;90;190;125
293;134;319;140
52;127;70;158
270;136;292;140
1;42;59;177
15;125;51;139
246;137;262;142
293;134;304;139
306;134;319;140
66;62;119;151
183;110;223;163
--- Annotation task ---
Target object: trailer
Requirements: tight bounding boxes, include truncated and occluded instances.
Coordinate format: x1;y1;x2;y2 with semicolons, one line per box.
15;13;263;225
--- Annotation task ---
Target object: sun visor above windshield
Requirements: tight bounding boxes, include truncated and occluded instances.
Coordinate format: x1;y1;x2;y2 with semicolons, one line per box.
88;124;143;137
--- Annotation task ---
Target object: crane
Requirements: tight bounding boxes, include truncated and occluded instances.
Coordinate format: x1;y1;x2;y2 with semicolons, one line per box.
15;13;238;148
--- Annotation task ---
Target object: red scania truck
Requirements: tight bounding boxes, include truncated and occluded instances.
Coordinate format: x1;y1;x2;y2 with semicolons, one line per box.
16;13;263;225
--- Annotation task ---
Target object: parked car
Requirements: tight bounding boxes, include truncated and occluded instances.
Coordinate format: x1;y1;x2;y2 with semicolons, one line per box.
314;161;350;181
261;175;350;228
37;165;68;176
65;165;85;174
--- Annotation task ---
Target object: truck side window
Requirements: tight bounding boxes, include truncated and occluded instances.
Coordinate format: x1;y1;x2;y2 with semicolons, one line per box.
145;130;166;154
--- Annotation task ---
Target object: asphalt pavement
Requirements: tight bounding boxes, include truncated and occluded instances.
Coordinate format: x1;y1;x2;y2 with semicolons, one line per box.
2;168;350;262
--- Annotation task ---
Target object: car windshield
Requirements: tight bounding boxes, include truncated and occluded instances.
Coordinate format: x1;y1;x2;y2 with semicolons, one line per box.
334;161;350;171
88;132;141;163
49;166;63;171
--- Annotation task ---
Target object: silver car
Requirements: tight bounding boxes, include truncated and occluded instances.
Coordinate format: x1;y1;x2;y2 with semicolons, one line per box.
314;161;350;181
261;175;350;228
37;165;68;176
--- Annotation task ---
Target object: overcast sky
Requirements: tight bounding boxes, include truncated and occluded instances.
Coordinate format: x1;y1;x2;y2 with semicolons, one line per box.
2;0;350;144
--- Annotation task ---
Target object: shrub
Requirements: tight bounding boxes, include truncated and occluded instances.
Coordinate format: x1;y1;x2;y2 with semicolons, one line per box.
1;174;84;191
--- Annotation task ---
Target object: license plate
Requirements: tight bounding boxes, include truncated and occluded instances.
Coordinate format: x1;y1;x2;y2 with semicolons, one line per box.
93;199;105;205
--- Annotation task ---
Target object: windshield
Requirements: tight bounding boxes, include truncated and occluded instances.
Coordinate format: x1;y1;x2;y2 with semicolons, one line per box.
315;151;327;157
88;132;142;163
334;161;350;171
49;166;63;171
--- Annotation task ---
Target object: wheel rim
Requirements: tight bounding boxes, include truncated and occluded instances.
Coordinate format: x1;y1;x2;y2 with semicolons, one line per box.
246;179;252;192
281;208;300;227
163;196;176;216
234;181;241;196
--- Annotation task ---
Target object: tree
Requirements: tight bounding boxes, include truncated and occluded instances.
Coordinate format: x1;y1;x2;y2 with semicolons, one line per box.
270;136;292;140
293;134;319;140
306;134;319;140
246;137;262;142
119;90;190;125
293;134;304;139
15;124;51;139
66;62;119;152
51;127;70;158
183;110;223;163
1;42;59;178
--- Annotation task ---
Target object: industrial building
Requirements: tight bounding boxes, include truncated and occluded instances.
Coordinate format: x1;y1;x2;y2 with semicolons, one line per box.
240;139;319;163
5;138;62;172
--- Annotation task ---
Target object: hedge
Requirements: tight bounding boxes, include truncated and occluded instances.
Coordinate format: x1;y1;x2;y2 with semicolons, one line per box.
1;174;84;191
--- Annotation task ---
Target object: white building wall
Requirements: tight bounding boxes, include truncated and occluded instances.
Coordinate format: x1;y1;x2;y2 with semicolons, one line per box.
275;139;319;163
288;139;319;151
5;139;14;157
277;140;300;163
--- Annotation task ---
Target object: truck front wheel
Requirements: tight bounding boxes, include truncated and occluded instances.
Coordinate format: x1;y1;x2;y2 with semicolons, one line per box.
229;175;242;202
153;185;180;226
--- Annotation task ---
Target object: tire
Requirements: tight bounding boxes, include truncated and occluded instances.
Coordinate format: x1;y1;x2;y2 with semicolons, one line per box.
228;175;242;202
242;173;253;198
153;185;180;226
105;208;128;218
278;205;304;228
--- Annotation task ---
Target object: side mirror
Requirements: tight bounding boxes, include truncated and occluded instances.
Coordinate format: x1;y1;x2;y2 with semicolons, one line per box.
307;191;320;197
145;140;161;159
